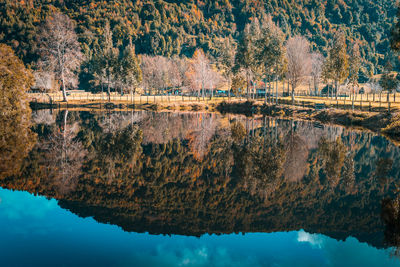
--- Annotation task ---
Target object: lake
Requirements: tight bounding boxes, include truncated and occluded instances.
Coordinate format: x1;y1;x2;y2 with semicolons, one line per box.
1;109;400;266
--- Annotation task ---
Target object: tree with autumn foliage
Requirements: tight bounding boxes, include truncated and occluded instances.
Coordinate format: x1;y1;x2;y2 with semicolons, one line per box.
0;44;36;179
187;49;215;100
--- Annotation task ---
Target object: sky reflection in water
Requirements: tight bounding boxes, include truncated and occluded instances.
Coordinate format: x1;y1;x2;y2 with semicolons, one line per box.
0;188;399;267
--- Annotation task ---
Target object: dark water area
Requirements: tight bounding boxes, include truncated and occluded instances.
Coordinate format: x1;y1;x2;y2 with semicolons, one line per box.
1;109;400;266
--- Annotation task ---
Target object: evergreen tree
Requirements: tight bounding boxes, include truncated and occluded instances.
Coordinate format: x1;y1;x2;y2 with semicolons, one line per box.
324;31;349;98
348;42;361;110
93;21;119;102
118;38;143;98
256;17;285;104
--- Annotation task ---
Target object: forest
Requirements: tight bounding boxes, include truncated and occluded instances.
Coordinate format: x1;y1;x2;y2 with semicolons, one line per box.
0;0;399;102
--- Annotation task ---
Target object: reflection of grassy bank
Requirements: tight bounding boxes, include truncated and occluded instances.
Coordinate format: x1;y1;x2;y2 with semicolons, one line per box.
30;95;400;141
217;101;400;142
29;100;219;112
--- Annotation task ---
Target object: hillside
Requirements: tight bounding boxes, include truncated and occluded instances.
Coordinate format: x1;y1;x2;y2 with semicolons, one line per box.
0;0;397;73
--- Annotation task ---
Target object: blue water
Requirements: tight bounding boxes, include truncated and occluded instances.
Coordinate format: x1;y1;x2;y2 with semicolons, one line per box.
0;188;398;267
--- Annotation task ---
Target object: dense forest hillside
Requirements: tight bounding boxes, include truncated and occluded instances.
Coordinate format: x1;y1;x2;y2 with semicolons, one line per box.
0;0;397;73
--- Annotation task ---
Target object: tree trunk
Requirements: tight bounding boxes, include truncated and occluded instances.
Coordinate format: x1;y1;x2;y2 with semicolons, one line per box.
264;81;267;104
291;84;295;104
61;70;67;102
107;76;111;102
275;77;278;104
246;73;250;100
335;80;338;100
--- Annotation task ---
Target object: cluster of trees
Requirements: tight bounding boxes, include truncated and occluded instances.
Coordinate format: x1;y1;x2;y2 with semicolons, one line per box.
1;0;397;68
0;0;399;99
29;10;398;104
140;50;222;100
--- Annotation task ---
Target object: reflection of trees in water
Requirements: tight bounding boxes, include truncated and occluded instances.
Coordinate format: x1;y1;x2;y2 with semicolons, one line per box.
382;196;400;258
0;114;36;179
376;158;394;185
4;111;400;246
99;112;133;133
282;126;309;182
31;109;56;125
86;119;143;184
187;114;218;160
235;134;286;198
40;111;87;193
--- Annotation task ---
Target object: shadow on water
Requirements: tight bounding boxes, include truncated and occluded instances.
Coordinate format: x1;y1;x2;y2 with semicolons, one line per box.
2;109;400;252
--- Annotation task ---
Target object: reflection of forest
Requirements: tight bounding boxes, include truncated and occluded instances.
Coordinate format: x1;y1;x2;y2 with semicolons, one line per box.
1;110;400;249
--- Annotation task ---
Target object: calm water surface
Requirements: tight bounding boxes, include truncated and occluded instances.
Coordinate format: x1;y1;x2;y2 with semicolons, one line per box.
1;110;400;266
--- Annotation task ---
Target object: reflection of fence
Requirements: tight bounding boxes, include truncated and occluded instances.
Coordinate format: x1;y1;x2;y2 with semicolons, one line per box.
28;91;400;113
28;92;237;104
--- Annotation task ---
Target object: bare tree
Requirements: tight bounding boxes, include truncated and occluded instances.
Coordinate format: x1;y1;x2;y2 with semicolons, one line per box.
37;12;83;102
285;35;311;102
42;111;87;194
310;52;324;95
32;71;56;93
188;49;215;100
140;55;173;101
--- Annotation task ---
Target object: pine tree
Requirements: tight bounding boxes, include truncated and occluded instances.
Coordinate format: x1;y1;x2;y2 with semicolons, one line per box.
325;31;349;98
348;42;361;110
119;38;143;99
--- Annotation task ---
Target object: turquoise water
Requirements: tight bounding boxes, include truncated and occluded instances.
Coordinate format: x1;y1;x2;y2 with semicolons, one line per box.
0;189;398;267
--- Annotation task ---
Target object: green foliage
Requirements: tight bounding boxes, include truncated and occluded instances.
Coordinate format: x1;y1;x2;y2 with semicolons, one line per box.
348;42;362;86
323;31;349;93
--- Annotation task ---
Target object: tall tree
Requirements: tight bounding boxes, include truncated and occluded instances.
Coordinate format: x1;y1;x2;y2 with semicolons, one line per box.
380;62;399;104
310;52;324;95
216;37;236;100
188;49;213;100
256;16;285;104
391;4;400;52
93;21;119;102
285;35;311;103
348;42;362;110
324;31;349;98
118;39;142;99
37;12;83;102
234;19;262;99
